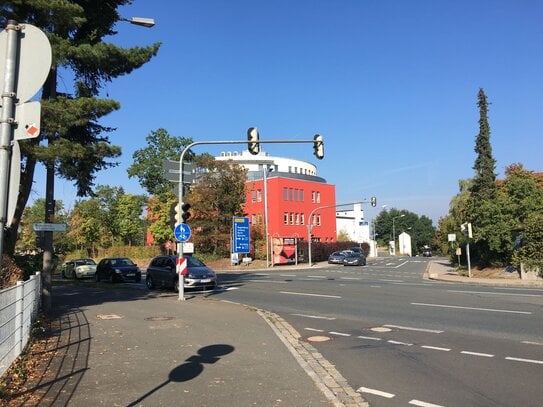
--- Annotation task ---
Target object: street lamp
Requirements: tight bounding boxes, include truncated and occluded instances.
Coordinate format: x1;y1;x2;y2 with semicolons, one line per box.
392;214;405;256
119;17;155;27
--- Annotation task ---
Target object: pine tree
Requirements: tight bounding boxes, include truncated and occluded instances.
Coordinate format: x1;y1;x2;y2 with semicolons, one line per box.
1;1;160;255
470;88;497;200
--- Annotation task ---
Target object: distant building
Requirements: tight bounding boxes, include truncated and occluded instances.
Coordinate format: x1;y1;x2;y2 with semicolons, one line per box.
336;204;370;243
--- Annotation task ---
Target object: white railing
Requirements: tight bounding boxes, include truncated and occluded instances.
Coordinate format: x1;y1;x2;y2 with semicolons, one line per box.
0;272;41;377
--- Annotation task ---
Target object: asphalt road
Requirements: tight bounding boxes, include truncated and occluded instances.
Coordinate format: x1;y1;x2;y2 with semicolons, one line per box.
216;257;543;407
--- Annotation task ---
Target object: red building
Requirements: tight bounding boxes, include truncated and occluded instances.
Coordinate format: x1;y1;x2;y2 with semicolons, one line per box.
218;150;336;264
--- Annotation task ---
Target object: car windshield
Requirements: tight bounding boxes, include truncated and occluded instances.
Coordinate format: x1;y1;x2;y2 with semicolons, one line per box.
118;258;135;265
75;259;96;266
186;256;206;267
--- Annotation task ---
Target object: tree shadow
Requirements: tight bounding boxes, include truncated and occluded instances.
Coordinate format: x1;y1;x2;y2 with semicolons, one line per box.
127;344;235;406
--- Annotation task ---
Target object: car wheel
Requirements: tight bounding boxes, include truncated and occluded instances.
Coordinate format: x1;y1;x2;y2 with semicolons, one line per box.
173;278;179;293
72;271;78;279
146;276;154;289
109;273;116;283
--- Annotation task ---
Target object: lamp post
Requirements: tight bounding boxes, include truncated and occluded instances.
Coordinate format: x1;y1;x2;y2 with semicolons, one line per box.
392;214;405;256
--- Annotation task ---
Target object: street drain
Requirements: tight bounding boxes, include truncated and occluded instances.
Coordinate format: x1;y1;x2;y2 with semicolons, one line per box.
305;335;332;343
145;316;175;321
96;314;122;320
371;326;392;333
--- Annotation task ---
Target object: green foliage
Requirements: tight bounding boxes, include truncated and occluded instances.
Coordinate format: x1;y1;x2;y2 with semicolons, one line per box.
512;212;543;272
146;194;177;245
1;0;160;256
127;129;194;197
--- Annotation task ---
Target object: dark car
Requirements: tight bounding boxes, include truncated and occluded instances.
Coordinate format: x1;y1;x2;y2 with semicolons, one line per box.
328;251;348;264
94;257;141;283
343;252;366;266
146;255;217;292
422;249;432;257
61;258;97;279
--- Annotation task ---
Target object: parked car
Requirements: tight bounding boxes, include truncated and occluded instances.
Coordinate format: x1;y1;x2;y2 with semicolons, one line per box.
328;251;348;264
61;258;97;279
343;252;366;266
146;255;217;292
94;257;141;283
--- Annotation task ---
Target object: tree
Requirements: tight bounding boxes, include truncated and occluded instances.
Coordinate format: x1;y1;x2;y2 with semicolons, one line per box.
1;1;160;256
115;194;146;246
186;155;248;255
127;128;194;197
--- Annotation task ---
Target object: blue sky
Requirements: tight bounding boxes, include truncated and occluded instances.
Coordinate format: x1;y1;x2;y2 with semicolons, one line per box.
35;0;542;224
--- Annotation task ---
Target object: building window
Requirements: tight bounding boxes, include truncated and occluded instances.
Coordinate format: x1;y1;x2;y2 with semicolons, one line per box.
311;191;316;203
300;189;304;202
295;213;300;225
284;212;289;225
293;189;298;201
283;187;288;201
251;214;256;225
317;214;321;225
251;190;257;203
301;214;305;225
257;189;262;202
289;188;293;201
289;213;294;225
257;213;262;225
316;192;321;203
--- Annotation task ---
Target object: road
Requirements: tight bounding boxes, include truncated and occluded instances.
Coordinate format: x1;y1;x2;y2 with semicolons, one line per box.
216;257;543;407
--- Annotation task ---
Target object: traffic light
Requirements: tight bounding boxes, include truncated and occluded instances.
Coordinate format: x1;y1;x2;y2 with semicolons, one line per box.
370;196;377;207
247;127;260;155
181;203;191;223
313;134;324;159
170;202;182;227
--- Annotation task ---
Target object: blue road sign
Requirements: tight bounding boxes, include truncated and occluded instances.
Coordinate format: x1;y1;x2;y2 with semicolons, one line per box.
233;216;250;253
174;223;191;242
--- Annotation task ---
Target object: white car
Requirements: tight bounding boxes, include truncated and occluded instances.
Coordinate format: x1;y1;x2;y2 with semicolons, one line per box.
62;258;97;279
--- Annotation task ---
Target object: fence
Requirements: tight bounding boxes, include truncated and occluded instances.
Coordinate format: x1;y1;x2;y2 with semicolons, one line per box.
0;272;41;377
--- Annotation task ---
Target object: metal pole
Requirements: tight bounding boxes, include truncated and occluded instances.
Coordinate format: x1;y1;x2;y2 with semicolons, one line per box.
0;20;18;269
466;242;472;278
263;167;270;267
307;224;312;267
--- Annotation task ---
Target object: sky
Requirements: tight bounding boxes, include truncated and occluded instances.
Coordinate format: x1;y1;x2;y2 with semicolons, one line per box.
32;0;543;225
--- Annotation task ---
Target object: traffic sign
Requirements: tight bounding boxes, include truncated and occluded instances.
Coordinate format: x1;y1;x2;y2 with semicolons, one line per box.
176;257;188;275
174;223;191;242
233;216;250;253
32;223;67;232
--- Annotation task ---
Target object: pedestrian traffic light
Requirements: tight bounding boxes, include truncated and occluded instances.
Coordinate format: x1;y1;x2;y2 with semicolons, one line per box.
370;196;377;207
247;127;260;155
181;203;191;223
313;134;324;159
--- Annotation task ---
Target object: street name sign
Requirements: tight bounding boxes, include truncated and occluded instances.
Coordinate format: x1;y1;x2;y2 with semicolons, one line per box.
32;223;67;232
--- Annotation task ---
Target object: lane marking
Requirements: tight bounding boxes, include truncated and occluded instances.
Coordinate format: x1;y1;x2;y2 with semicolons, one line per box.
461;351;494;358
340;277;362;280
388;340;413;346
280;274;296;277
395;261;409;268
505;356;543;365
421;346;451;352
253;273;270;276
522;341;543;346
448;290;541;297
292;313;336;320
280;291;341;299
384;324;444;334
358;335;382;341
409;400;445;407
379;279;404;282
357;387;395;398
392;282;430;286
304;328;324;332
370;285;382;288
246;279;288;284
329;331;351;337
411;302;532;315
307;275;327;279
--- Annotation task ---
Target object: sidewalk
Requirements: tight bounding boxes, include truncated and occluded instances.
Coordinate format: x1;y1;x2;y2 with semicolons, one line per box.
7;282;367;407
425;259;543;288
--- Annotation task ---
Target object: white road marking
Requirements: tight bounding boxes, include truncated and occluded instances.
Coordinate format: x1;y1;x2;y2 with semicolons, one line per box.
448;290;541;297
384;324;444;334
280;291;341;299
280;274;296;277
329;331;351;337
411;302;532;315
358;335;382;341
307;275;327;279
392;282;430;286
388;340;413;346
253;273;270;276
292;313;336;320
395;261;409;268
246;279;288;284
461;351;494;358
522;341;543;346
409;399;445;407
505;356;543;365
357;387;395;398
304;327;325;332
421;346;451;352
370;285;382;288
340;277;362;280
379;279;404;282
225;287;239;291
